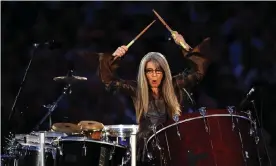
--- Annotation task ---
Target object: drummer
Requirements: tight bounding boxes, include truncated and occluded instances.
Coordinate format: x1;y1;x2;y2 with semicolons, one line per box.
98;31;211;164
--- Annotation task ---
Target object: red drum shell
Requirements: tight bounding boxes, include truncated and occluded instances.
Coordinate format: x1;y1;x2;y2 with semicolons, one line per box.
146;109;260;166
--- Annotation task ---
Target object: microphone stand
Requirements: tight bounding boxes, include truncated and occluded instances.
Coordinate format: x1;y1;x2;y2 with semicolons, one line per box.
8;44;40;124
33;81;72;131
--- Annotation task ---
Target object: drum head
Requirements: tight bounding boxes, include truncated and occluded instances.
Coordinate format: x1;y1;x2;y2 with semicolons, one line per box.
52;123;81;134
78;120;104;131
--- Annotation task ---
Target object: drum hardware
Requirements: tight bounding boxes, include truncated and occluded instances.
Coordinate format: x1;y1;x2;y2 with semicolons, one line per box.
244;110;255;137
233;109;252;165
226;106;236;130
164;131;171;161
8;41;62;131
39;132;45;166
99;146;108;166
198;107;209;132
119;148;132;165
251;95;271;166
151;125;162;151
250;100;262;145
173;114;181;140
244;109;260;145
33;79;72;131
109;145;116;160
150;124;167;165
53;75;87;84
82;143;87;156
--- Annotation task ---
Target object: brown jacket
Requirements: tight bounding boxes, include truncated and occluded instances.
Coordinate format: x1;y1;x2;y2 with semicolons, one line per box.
98;38;211;111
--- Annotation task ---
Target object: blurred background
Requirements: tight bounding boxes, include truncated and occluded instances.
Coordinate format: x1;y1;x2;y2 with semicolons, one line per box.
1;1;276;161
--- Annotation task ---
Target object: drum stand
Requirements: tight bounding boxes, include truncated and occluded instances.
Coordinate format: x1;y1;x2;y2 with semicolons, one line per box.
130;126;138;166
39;132;45;166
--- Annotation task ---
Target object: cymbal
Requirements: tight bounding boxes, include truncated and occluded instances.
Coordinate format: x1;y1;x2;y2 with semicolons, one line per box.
52;123;81;134
78;120;104;131
53;75;87;84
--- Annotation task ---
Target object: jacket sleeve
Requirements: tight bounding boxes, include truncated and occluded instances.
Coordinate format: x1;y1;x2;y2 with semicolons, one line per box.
98;53;137;97
173;37;211;90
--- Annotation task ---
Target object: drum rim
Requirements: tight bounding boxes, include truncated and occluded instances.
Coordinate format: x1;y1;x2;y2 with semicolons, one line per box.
30;131;68;137
17;142;56;151
146;114;252;145
55;137;126;148
104;124;139;130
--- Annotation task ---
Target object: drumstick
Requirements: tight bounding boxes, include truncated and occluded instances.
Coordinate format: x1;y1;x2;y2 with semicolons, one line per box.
152;9;173;33
126;20;156;48
114;20;156;60
152;9;191;50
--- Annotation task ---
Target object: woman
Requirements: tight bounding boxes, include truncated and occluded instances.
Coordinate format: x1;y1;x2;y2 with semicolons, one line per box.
98;31;211;165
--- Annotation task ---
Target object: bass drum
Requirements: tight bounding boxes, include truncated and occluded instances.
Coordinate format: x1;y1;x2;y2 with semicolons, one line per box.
54;136;127;166
146;108;261;166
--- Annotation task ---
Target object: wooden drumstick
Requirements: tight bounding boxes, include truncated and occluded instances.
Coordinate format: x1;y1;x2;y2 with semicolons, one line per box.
126;20;156;48
114;20;156;60
152;9;191;51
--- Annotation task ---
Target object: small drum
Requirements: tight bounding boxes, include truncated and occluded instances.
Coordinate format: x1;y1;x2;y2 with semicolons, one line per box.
104;125;139;147
52;123;81;135
54;136;127;166
78;121;104;140
146;108;261;166
15;131;66;145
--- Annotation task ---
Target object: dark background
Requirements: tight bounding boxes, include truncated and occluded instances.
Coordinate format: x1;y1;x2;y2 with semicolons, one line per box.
1;1;276;161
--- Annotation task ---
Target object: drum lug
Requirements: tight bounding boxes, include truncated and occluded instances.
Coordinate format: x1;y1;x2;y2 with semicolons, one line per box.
226;106;236;130
57;145;63;156
51;148;57;160
109;145;116;160
147;152;153;160
198;107;209;132
173;114;181;140
246;110;260;144
122;149;131;165
198;107;206;116
82;143;87;156
253;121;260;144
173;114;179;122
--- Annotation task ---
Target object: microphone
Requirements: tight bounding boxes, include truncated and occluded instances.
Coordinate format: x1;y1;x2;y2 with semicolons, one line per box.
33;40;62;49
239;87;255;108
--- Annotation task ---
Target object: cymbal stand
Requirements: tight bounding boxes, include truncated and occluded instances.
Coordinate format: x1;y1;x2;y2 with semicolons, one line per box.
33;82;72;131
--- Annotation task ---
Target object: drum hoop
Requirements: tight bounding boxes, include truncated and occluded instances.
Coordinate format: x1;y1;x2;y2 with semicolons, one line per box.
147;114;252;145
104;125;139;137
104;124;139;130
55;137;126;148
18;143;56;151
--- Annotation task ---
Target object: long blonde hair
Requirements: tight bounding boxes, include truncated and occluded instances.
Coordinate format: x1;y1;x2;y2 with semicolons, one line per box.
134;52;181;123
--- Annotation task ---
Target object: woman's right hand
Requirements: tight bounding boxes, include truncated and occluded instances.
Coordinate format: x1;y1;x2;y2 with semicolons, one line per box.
112;45;128;58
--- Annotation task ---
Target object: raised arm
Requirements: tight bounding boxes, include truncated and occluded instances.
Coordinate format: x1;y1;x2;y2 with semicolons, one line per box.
98;46;137;96
171;32;211;90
